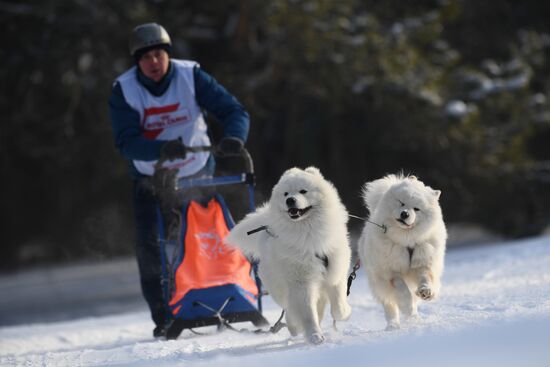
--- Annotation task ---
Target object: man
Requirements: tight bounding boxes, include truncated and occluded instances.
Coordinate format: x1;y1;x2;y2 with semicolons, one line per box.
109;23;249;337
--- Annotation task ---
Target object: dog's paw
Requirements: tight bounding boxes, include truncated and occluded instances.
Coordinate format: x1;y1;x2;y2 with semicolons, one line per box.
333;302;352;321
287;323;299;337
307;332;326;345
405;313;421;323
385;321;400;331
341;303;352;320
401;305;418;319
416;285;434;300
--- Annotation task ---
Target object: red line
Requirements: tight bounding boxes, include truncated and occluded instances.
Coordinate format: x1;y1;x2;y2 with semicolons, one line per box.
143;103;180;117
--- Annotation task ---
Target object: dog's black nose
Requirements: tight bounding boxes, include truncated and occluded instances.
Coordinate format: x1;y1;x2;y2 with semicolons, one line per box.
400;211;409;220
286;197;296;207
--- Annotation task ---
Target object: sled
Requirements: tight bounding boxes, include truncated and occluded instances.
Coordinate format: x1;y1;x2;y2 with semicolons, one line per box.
156;147;268;339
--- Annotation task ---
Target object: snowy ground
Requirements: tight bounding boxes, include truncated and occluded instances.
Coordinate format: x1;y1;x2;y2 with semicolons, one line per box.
1;235;550;367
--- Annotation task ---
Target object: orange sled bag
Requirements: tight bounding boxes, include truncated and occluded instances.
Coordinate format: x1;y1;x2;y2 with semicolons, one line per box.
158;194;267;339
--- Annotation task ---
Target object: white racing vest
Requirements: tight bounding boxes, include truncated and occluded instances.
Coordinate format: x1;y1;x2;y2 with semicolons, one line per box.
117;59;211;177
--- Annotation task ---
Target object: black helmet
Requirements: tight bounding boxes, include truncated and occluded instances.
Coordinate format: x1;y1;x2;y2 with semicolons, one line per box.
129;23;172;60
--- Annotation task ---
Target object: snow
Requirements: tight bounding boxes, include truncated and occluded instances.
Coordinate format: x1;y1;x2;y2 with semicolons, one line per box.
445;100;476;118
1;235;550;367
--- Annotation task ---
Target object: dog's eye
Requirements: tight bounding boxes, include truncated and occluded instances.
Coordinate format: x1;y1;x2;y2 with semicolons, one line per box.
414;207;420;212
299;189;307;194
399;201;405;207
284;192;288;197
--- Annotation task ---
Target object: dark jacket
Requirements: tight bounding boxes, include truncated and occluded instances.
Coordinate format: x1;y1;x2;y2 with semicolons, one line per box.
109;60;250;178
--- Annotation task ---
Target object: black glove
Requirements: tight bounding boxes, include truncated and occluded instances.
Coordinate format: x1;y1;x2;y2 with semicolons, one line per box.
161;139;187;161
218;137;244;156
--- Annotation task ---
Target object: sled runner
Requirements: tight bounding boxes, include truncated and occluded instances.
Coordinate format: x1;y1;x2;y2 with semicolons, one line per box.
155;147;268;339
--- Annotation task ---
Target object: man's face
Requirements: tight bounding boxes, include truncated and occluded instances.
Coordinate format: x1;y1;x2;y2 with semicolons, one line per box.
138;48;169;82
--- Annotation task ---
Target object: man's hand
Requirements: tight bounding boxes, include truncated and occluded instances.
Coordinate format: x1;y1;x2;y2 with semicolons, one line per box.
218;137;244;156
161;139;187;161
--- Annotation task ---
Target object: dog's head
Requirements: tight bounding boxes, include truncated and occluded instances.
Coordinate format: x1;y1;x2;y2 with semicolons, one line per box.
271;167;325;221
383;178;441;231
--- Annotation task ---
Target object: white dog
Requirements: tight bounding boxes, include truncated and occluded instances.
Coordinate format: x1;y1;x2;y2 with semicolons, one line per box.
357;174;447;330
225;167;352;344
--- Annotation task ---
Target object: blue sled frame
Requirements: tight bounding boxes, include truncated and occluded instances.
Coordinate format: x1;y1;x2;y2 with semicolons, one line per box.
156;148;267;339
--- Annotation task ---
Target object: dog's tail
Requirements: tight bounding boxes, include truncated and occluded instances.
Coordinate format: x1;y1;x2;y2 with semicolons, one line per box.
225;205;270;259
362;173;416;211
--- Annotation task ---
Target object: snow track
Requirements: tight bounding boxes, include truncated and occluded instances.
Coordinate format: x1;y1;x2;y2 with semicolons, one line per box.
1;236;550;366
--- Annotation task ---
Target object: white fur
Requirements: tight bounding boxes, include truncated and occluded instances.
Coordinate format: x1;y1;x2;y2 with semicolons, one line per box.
357;173;447;330
225;167;352;344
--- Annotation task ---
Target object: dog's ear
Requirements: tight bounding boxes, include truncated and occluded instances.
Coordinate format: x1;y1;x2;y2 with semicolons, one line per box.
432;189;441;200
305;166;323;178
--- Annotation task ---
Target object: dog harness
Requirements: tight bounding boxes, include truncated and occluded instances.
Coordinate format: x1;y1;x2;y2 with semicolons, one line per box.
407;246;414;265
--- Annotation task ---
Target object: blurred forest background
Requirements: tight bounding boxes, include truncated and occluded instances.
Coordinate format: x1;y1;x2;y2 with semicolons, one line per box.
2;0;550;271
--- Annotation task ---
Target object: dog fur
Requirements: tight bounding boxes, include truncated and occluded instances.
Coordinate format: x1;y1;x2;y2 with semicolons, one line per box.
357;173;447;330
225;167;352;344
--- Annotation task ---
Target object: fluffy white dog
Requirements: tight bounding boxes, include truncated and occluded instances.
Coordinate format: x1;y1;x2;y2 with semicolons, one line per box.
225;167;352;344
357;174;447;330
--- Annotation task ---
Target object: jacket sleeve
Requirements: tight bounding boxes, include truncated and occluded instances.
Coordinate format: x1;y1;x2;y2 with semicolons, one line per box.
193;66;250;142
108;82;165;161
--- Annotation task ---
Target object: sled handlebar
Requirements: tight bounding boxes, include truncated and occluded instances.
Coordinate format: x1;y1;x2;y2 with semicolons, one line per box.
189;145;254;174
155;145;254;174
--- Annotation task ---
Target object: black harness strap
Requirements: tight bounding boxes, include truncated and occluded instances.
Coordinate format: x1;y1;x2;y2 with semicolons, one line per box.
247;225;268;235
247;225;277;238
225;309;286;335
407;246;414;265
347;262;361;296
254;310;286;334
316;254;329;269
